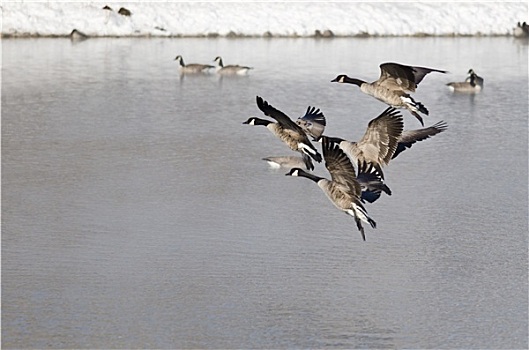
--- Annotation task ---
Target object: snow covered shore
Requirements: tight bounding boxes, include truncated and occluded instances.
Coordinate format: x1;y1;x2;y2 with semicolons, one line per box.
1;2;527;38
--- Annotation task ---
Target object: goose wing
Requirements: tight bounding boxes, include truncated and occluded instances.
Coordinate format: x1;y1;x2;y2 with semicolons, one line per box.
322;136;362;196
296;106;327;140
355;107;404;168
392;120;448;159
379;62;447;92
356;160;392;203
256;96;305;133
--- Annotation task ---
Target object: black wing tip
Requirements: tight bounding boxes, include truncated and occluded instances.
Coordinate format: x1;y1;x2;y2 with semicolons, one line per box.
433;120;449;131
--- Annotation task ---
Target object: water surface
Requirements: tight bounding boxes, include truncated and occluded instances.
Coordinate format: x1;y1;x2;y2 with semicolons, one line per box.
2;36;528;349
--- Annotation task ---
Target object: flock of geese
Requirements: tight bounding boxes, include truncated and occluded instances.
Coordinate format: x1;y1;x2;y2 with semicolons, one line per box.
174;55;253;75
241;61;472;240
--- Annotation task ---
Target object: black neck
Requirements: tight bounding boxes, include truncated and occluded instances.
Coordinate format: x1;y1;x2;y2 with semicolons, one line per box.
469;74;476;87
343;77;365;86
297;169;324;183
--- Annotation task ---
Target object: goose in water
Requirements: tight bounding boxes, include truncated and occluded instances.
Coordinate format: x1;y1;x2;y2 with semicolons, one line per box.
331;62;447;126
286;136;377;241
446;69;484;93
174;55;214;74
213;56;253;75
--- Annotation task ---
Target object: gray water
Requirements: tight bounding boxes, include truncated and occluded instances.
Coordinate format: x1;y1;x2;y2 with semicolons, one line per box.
2;37;528;349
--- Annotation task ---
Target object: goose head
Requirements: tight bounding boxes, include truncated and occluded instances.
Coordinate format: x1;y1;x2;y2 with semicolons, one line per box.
285;168;303;177
331;74;348;83
174;55;184;64
242;117;257;125
242;117;271;126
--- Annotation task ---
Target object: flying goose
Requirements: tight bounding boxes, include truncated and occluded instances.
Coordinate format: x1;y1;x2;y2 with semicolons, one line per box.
262;154;314;171
285;136;377;241
321;107;404;180
447;69;483;93
298;107;447;178
174;55;214;74
213;56;253;75
331;62;447;126
243;96;323;167
298;107;404;180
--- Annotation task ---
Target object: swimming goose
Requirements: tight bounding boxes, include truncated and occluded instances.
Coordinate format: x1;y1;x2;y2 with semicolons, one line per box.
465;69;483;86
447;69;483;93
286;136;377;241
514;21;529;38
243;96;323;166
331;62;447;126
315;107;405;180
262;154;314;171
174;55;214;74
213;56;253;75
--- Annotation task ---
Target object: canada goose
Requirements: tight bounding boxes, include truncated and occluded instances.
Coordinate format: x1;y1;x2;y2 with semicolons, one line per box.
392;120;448;159
446;69;483;93
262;154;314;171
286;136;377;241
331;62;447;126
243;96;323;167
514;21;529;38
174;55;214;74
313;107;405;180
465;69;484;86
213;56;253;75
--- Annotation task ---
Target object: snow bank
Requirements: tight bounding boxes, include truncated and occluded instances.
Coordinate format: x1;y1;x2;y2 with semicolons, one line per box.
1;2;527;38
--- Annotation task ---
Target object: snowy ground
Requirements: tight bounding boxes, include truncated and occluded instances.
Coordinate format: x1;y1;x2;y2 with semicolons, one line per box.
1;2;527;38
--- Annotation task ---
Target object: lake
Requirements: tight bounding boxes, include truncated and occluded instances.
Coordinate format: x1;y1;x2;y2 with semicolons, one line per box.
2;36;528;349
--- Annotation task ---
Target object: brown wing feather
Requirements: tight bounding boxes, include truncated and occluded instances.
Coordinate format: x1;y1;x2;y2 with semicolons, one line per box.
379;62;447;92
322;136;362;197
356;107;404;165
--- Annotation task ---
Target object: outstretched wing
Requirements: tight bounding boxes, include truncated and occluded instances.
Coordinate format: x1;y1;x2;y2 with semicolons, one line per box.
356;107;404;168
393;120;448;159
379;62;447;92
256;96;304;132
